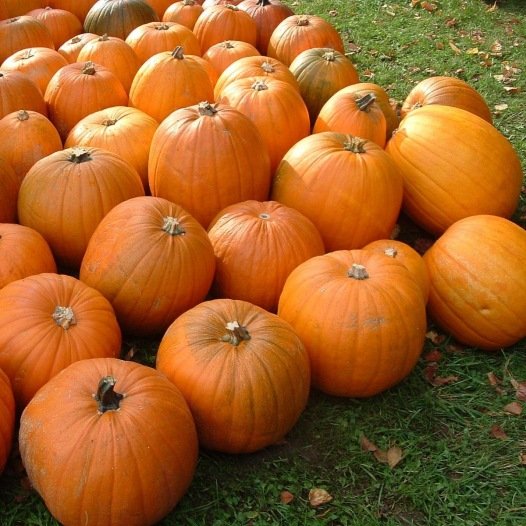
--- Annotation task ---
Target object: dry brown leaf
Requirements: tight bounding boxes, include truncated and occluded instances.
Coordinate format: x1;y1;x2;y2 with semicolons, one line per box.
308;488;333;507
503;86;521;94
486;1;498;12
494;103;508;112
421;1;437;12
433;375;459;386
328;10;338;16
490;424;508;440
466;47;479;55
386;446;404;468
347;42;362;53
373;448;388;464
360;435;378;452
487;371;502;387
425;330;446;345
503;401;523;415
449;41;461;54
445;18;457;27
445;343;465;353
490;40;503;55
511;379;526;401
280;490;294;504
519;452;526;465
425;348;443;362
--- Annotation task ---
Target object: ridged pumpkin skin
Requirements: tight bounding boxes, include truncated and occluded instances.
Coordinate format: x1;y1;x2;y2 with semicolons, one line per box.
0;367;15;474
26;7;83;49
19;357;198;526
271;132;403;251
149;101;271;228
156;298;311;453
401;75;493;123
267;14;345;66
57;32;99;63
207;200;324;311
0;69;47;119
0;273;121;409
363;238;430;303
0;223;57;289
4;0;43;17
385;105;523;236
84;0;160;40
80;196;216;336
423;215;526;350
162;0;204;30
289;47;359;127
47;0;97;25
17;146;144;269
278;250;427;397
202;40;260;77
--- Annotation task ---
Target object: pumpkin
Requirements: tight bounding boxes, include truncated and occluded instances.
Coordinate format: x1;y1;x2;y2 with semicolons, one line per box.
65;105;158;192
423;214;526;350
267;14;344;66
0;69;47;119
213;53;298;99
156;298;311;453
77;33;140;94
0;367;15;474
84;0;160;40
385;105;523;235
193;4;257;53
207;200;324;311
271;132;403;251
363;238;430;302
1;46;68;95
0;157;18;223
148;101;272;227
314;90;387;147
0;273;121;409
145;0;175;18
401;75;493;123
289;47;359;127
0;110;62;184
57;32;99;63
216;75;310;172
0;223;57;289
125;21;201;64
4;0;44;17
129;46;214;122
26;7;83;49
0;16;54;64
162;0;204;30
47;0;97;25
17;146;144;269
278;249;427;397
237;0;294;55
202;39;260;77
19;357;198;526
80;196;216;336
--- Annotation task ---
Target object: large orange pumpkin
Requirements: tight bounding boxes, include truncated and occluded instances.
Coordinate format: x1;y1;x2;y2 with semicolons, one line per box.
0;157;18;224
47;0;97;25
423;215;526;350
385;105;523;235
156;298;311;453
0;69;47;119
148;101;272;227
0;367;15;474
26;6;83;48
0;273;121;409
207;200;324;311
80;196;216;336
162;0;204;30
271;132;403;251
17;146;144;269
19;357;198;526
278;250;427;397
202;39;260;77
56;32;99;63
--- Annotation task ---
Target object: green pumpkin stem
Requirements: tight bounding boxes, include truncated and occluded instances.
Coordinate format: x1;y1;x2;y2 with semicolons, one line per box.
221;321;251;346
52;306;77;329
348;264;369;280
162;216;186;236
95;376;123;413
356;93;377;111
322;50;336;62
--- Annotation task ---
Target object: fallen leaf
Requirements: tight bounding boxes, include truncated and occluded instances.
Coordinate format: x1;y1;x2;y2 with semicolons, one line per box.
466;47;479;55
490;40;503;55
308;488;333;507
386;446;404;468
432;375;459;386
519;452;526;465
494;103;508;111
503;401;523;415
424;363;458;386
503;86;521;94
510;379;526;401
328;9;338;16
280;490;294;504
347;42;362;53
425;348;443;362
449;41;461;55
487;371;501;387
425;330;446;345
490;424;508;440
421;1;437;11
410;0;420;7
486;1;498;12
445;343;465;353
373;448;388;463
445;18;457;27
360;435;378;452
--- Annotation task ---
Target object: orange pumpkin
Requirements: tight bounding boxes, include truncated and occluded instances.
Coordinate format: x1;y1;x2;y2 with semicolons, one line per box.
56;32;99;63
0;223;57;289
17;146;144;269
156;298;311;453
207;200;324;311
0;157;18;223
0;69;47;119
4;0;44;17
271;132;403;251
0;273;121;409
423;215;526;350
19;357;198;526
162;0;204;30
146;0;175;18
148;101;271;227
26;7;83;48
0;367;15;474
202;39;260;76
385;105;523;235
278;249;427;397
46;0;97;25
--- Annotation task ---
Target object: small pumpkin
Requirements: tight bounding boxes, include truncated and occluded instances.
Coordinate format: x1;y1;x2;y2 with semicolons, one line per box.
56;32;99;63
26;7;83;49
0;367;15;474
202;39;260;77
162;0;204;30
156;298;311;453
19;357;198;526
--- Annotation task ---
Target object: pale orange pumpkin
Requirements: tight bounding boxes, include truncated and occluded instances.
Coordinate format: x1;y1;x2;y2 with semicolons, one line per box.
26;6;83;49
56;32;99;63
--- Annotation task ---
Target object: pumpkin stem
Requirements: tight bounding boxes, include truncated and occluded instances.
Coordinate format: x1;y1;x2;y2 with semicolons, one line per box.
52;306;77;330
223;41;235;49
22;48;34;60
171;46;185;59
258;0;272;5
252;79;268;91
183;0;196;4
259;212;271;220
221;321;251;346
198;101;218;116
297;15;310;26
99;33;110;41
156;23;171;31
70;35;82;44
162;216;186;236
260;61;275;73
411;101;423;110
384;247;398;258
322;50;336;62
94;376;123;414
343;136;367;153
356;93;376;111
82;61;96;75
347;264;369;280
17;110;30;122
102;118;117;127
68;147;92;164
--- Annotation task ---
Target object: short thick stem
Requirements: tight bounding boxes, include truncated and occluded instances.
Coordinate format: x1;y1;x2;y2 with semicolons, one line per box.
356;93;377;112
162;216;186;236
343;136;367;153
68;147;92;164
347;264;369;280
221;321;251;346
198;101;218;116
94;376;123;413
52;306;77;329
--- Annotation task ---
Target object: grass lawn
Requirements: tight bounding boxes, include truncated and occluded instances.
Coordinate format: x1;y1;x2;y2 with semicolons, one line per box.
1;1;525;525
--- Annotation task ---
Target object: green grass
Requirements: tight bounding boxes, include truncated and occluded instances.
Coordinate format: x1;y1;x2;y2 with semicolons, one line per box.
1;1;526;525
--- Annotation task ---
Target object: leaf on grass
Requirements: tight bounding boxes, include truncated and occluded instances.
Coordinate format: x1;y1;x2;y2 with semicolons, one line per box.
360;434;378;452
449;41;461;55
421;1;437;12
490;424;508;440
425;348;443;362
494;103;508;112
308;488;333;507
328;10;338;16
445;18;457;27
486;1;498;12
503;401;523;415
466;47;479;55
280;490;294;504
347;42;362;53
510;379;526;401
490;40;503;55
386;446;404;468
519;452;526;466
425;330;446;345
410;0;420;7
503;86;521;94
487;371;501;387
445;343;465;353
424;363;458;386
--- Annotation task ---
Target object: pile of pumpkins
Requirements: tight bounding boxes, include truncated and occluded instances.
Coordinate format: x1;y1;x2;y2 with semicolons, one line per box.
0;0;525;524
